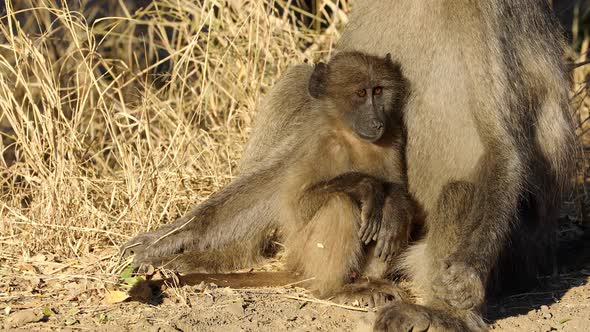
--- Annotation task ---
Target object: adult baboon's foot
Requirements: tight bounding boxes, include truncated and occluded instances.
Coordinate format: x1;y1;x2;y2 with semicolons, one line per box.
374;302;431;332
431;255;485;310
374;302;483;332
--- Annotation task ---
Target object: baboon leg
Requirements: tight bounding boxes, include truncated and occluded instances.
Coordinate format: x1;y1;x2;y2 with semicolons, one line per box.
384;181;487;331
286;195;406;305
309;172;413;260
282;173;411;304
122;64;315;271
121;155;288;271
285;195;364;297
130;229;279;273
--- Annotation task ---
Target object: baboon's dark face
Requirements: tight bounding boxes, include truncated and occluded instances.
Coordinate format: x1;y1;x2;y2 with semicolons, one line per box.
308;52;405;143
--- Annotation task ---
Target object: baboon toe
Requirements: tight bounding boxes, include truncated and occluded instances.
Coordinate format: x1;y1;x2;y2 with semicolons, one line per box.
339;291;399;309
120;228;190;269
334;280;407;309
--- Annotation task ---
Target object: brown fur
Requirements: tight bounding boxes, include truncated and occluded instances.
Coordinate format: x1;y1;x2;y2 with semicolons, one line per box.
123;52;414;301
123;1;577;330
337;1;576;331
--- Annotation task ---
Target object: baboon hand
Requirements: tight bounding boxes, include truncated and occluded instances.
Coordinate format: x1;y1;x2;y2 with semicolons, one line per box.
359;190;385;244
432;254;486;310
373;194;411;261
341;176;386;244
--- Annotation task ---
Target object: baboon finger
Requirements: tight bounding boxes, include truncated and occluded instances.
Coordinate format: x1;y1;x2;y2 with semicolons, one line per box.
364;218;379;244
375;233;386;258
382;236;395;261
358;213;370;240
359;197;375;239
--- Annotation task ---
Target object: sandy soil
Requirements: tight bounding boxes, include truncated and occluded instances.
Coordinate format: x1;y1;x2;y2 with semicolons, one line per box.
1;271;588;332
1;222;588;332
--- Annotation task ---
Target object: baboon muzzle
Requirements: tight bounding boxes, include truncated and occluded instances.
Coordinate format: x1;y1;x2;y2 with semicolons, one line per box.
354;110;386;142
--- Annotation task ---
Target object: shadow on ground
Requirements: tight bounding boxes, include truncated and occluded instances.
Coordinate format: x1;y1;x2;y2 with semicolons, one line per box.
486;219;590;330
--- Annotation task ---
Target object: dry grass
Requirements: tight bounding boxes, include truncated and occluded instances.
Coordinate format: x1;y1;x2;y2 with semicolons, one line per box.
0;0;348;264
0;0;589;274
0;3;589;330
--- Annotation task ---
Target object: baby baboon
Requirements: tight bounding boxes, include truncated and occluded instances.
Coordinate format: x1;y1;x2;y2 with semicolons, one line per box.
124;52;414;299
281;52;413;296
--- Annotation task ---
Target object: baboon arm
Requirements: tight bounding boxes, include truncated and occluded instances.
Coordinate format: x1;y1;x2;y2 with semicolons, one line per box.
373;183;413;260
436;120;524;303
460;142;523;275
302;172;386;235
302;172;412;260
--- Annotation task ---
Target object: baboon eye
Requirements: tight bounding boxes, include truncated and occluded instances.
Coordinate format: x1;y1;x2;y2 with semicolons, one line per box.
356;89;367;97
374;87;383;95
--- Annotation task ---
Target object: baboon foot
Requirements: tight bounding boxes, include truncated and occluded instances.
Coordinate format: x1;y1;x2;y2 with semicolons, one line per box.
333;279;408;309
432;257;485;310
121;223;194;271
374;302;480;332
374;302;432;332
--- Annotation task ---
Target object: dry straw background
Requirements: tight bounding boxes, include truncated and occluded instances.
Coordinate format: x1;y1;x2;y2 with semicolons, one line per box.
0;0;347;264
0;0;589;314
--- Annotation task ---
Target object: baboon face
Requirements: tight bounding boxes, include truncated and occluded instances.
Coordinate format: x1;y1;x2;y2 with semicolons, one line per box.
308;52;404;142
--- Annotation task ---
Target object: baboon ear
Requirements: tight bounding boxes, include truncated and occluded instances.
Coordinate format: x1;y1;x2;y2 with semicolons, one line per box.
384;52;402;74
385;53;394;66
309;62;328;99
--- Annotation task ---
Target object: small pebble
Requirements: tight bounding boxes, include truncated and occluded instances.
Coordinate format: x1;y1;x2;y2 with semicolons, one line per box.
303;314;316;321
194;281;207;292
225;301;244;316
5;310;44;328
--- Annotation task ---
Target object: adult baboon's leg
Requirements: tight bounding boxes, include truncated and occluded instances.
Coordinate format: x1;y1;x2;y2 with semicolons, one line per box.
377;181;487;332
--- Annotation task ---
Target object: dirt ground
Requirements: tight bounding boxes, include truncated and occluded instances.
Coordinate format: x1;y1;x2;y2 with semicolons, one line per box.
2;1;590;331
1;222;589;332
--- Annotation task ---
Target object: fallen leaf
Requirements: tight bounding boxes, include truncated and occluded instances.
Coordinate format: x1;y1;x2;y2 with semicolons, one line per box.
64;317;78;326
104;290;130;305
120;265;135;279
144;265;155;276
31;254;47;262
123;276;145;287
316;243;325;249
67;308;80;316
42;307;52;317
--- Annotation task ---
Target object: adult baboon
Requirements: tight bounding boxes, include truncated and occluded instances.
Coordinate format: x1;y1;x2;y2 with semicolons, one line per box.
335;1;576;331
124;51;414;300
124;1;576;331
